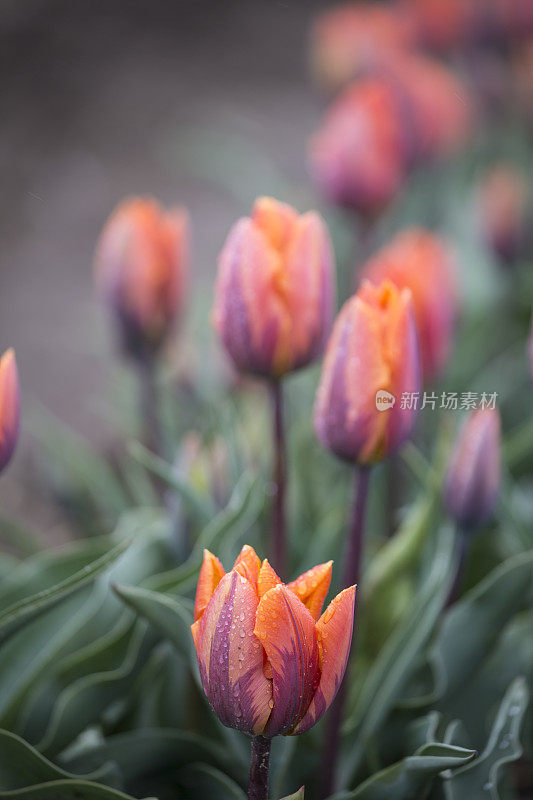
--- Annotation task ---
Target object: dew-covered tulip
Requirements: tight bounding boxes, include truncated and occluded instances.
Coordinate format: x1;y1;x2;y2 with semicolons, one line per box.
362;229;457;380
478;164;528;264
0;348;20;473
94;197;189;358
191;545;356;737
444;408;501;530
212;197;335;378
309;78;407;217
315;280;420;464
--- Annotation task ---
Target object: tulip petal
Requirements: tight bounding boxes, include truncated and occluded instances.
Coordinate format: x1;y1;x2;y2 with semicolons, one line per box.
192;571;272;735
258;559;282;598
0;349;20;473
292;585;356;735
194;549;226;622
255;585;320;736
233;545;261;590
287;561;333;621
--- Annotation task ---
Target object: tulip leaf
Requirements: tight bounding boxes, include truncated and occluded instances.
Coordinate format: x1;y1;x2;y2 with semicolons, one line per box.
407;549;533;708
149;473;263;594
0;538;131;647
62;728;234;784
0;582;107;729
279;788;305;800
37;621;152;756
444;678;529;800
340;526;455;788
330;742;476;800
128;440;216;525
177;763;246;799
0;729;148;799
112;584;193;661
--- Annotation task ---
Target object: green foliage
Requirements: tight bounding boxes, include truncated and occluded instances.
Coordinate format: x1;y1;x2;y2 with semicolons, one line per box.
3;53;533;800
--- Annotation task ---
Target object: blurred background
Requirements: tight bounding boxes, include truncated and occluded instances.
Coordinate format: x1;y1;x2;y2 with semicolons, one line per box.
0;0;330;532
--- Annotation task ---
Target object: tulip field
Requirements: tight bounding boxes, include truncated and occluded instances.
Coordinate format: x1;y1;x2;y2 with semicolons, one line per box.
2;1;533;799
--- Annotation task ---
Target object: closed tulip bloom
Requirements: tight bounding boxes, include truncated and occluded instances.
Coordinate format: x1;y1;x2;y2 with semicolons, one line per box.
315;280;420;464
444;408;501;530
0;349;20;473
212;197;335;378
362;229;457;380
191;545;356;737
94;197;189;357
309;78;407;217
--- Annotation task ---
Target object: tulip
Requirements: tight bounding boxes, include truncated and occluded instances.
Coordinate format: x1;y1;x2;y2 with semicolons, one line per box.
315;280;420;464
310;3;412;92
191;546;356;799
212;196;335;379
477;164;528;264
0;349;20;474
95;197;189;454
309;78;408;218
444;408;501;531
362;228;457;380
95;197;189;358
213;197;335;576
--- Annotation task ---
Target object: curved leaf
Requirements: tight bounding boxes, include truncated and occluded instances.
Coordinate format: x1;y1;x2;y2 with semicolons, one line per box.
0;539;130;647
177;763;246;800
444;678;529;800
112;584;193;661
340;527;455;788
331;743;476;800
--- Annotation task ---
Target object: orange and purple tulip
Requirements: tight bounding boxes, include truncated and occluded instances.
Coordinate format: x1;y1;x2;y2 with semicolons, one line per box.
315;280;420;464
478;164;528;264
310;3;413;92
94;197;189;357
309;78;408;217
362;228;457;380
0;349;20;474
444;408;501;530
191;545;356;737
212;197;335;378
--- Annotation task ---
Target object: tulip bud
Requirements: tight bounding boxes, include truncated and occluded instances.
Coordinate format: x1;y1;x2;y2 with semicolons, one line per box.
309;78;408;217
0;349;20;474
191;546;356;737
212;197;335;378
477;164;528;264
314;280;420;464
362;228;457;380
444;408;501;530
94;197;189;359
